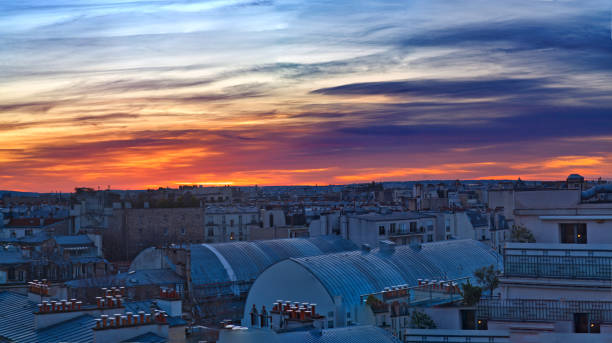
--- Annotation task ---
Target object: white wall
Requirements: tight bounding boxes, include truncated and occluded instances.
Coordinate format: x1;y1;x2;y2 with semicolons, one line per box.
515;216;612;244
500;281;612;302
423;307;463;330
243;260;335;326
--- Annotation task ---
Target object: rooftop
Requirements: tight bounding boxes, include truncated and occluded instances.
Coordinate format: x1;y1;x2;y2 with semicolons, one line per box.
5;217;66;228
190;236;358;298
65;269;183;288
0;246;30;265
0;291;176;343
0;291;94;343
54;235;93;246
219;325;401;343
287;239;502;306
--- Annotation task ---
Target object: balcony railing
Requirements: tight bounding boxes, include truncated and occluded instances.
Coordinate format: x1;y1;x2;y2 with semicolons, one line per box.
477;298;612;323
504;254;612;280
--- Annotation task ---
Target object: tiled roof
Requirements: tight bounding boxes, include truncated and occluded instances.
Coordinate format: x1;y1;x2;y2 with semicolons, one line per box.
0;232;52;245
53;235;93;246
122;332;167;343
5;218;65;228
64;269;183;288
123;300;155;314
0;291;95;343
0;247;30;265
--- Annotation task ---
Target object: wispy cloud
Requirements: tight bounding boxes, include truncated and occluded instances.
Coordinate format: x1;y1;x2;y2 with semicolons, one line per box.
1;0;611;190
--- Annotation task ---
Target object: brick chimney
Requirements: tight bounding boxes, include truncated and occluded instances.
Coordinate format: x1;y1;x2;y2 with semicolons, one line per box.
264;299;325;332
156;287;182;317
28;280;51;303
93;310;173;343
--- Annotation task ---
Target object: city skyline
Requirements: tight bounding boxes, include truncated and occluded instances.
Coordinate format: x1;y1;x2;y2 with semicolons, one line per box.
2;0;612;192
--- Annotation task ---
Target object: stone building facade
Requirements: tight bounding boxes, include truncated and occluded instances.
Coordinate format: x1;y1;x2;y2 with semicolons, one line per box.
105;207;205;262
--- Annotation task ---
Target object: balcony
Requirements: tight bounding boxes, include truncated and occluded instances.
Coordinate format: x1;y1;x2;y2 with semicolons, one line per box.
504;255;612;280
503;244;612;280
390;226;426;237
477;298;612;323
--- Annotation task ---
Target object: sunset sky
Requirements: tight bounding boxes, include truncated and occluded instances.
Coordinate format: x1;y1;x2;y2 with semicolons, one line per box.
1;0;611;192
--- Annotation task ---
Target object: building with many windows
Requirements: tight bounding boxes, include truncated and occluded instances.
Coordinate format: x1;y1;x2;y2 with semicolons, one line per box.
476;242;612;341
341;212;437;247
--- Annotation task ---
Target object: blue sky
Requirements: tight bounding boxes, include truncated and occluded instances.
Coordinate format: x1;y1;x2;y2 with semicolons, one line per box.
1;0;611;190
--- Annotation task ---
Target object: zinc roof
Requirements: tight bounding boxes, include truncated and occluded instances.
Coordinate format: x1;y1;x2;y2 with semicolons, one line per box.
190;236;357;298
290;239;502;306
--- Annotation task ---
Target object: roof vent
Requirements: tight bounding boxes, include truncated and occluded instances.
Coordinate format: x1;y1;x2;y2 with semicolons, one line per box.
379;240;396;254
361;244;371;253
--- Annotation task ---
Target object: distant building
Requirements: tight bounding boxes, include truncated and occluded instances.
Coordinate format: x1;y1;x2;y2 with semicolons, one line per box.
339;212;437;247
105;207;205;262
203;206;260;243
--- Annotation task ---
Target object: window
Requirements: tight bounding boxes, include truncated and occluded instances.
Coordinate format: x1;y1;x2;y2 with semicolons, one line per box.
7;268;15;281
461;310;476;330
25;229;33;236
389;223;396;234
378;225;386;235
163;227;169;236
574;313;589;333
181;227;186;235
560;223;587;244
328;311;334;317
399;223;407;233
230;219;234;227
208;228;214;237
327;320;334;328
230;232;235;240
409;222;417;233
427;234;433;242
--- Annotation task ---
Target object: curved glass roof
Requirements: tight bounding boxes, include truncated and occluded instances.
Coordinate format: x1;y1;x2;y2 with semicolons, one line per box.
291;239;502;306
190;236;357;298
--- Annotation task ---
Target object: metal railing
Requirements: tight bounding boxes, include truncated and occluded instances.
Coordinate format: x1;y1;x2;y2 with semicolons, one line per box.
504;254;612;280
477;298;612;323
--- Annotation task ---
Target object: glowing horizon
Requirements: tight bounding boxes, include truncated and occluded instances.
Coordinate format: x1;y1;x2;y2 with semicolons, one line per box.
1;0;611;192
